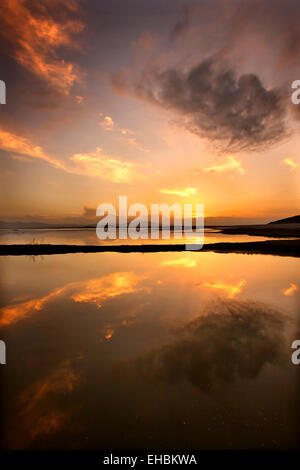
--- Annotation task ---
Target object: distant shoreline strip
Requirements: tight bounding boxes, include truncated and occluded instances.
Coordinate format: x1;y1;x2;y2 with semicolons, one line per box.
0;240;299;257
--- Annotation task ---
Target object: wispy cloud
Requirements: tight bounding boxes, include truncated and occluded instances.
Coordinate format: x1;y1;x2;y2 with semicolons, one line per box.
14;360;80;446
203;156;245;174
101;326;115;340
75;95;85;104
281;283;298;296
0;285;67;326
201;280;246;298
0;0;84;95
160;187;197;197
70;148;142;183
71;272;145;308
162;257;196;268
100;114;148;152
0;129;142;183
101;116;115;130
282;158;298;171
121;131;148;153
0;272;146;325
0;129;65;169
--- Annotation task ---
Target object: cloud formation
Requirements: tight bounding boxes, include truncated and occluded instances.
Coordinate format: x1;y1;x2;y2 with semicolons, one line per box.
0;128;142;183
132;300;288;393
115;57;286;152
10;360;80;447
282;158;298;171
112;0;300;152
203;155;245;174
71;272;146;308
0;271;146;325
201;280;246;298
162;257;196;268
101;116;115;130
100;114;148;153
281;283;298;296
0;129;65;169
0;0;84;95
159;187;197;197
71;148;141;183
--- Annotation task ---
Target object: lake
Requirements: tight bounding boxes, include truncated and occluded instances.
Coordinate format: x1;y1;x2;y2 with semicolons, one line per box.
0;237;299;449
0;226;292;246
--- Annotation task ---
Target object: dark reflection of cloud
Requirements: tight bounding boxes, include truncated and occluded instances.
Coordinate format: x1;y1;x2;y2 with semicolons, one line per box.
3;360;81;448
131;300;289;393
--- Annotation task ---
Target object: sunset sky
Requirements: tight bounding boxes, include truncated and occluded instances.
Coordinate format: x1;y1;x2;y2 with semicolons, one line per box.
0;0;299;225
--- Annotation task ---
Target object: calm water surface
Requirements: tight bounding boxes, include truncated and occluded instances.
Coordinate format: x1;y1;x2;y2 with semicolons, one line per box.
0;227;290;245
0;250;299;449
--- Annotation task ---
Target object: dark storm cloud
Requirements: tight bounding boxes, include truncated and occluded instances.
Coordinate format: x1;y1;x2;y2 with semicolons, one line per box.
113;0;300;150
117;58;287;152
127;300;289;393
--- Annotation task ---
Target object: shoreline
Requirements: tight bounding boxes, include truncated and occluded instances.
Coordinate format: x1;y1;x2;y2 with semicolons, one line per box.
1;239;299;257
218;224;300;238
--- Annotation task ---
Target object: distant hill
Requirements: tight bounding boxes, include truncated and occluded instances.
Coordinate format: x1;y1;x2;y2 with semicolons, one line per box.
269;215;300;224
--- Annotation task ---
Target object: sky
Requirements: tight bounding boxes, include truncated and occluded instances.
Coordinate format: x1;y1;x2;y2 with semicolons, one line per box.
0;0;299;225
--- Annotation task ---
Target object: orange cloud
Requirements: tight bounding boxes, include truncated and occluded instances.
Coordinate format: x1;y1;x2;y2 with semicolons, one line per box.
75;95;85;104
0;129;65;169
0;129;142;183
101;116;115;130
70;148;142;183
1;0;84;94
99;301;150;342
282;158;298;171
100;114;148;152
160;187;197;197
162;257;197;268
202;280;246;298
281;283;298;296
203;156;245;174
71;272;146;308
0;272;147;326
101;326;115;340
14;360;80;446
0;286;67;326
20;361;79;408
